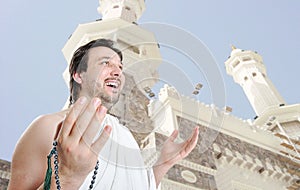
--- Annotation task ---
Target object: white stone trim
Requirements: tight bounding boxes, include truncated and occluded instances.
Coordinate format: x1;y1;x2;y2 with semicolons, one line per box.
143;152;217;176
161;178;204;190
231;180;262;190
178;159;217;176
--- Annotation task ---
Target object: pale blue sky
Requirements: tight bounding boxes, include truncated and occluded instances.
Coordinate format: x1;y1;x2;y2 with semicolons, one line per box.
1;0;299;161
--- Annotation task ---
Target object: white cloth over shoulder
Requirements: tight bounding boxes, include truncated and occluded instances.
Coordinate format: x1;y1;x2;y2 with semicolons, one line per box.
79;114;156;190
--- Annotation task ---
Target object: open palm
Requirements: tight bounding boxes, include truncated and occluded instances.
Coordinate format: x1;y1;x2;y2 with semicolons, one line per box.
156;127;199;168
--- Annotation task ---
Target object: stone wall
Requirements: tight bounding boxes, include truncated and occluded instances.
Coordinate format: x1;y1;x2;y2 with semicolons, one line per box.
155;125;218;189
109;73;154;144
167;165;217;190
177;116;300;176
174;116;300;189
0;159;11;190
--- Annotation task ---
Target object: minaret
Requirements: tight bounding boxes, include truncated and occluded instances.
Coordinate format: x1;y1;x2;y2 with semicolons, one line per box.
225;46;300;160
61;0;162;134
225;46;286;117
98;0;145;23
62;0;161;89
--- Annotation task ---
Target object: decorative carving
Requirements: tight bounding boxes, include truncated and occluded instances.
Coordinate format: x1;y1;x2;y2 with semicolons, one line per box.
166;165;217;189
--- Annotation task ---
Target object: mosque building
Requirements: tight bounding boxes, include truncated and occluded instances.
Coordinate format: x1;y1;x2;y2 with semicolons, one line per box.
1;0;299;189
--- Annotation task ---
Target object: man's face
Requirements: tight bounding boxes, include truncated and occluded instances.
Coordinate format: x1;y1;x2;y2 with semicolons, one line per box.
79;46;125;108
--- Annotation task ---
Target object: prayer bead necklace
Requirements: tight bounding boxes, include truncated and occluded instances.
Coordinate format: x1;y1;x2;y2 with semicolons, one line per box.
44;141;99;190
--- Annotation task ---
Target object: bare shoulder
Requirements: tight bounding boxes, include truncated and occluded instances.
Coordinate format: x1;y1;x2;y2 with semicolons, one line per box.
8;110;68;190
20;110;68;142
30;110;67;133
33;109;68;127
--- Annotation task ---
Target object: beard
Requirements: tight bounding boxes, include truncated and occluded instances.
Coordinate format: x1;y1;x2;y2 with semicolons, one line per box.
87;81;121;110
96;90;120;110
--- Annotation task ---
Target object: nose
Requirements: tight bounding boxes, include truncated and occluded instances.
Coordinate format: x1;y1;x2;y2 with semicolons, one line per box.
111;66;121;77
109;61;122;77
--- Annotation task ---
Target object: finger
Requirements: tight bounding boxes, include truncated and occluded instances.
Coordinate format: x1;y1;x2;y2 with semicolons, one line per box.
81;105;107;146
189;126;199;142
91;125;112;154
60;96;87;138
70;97;101;141
183;127;199;154
54;121;63;140
167;130;178;143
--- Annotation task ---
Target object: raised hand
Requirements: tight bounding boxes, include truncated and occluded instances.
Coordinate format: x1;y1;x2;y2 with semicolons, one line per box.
153;127;199;186
55;96;111;188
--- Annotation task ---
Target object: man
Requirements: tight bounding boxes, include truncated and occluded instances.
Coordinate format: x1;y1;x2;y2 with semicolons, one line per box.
8;39;199;189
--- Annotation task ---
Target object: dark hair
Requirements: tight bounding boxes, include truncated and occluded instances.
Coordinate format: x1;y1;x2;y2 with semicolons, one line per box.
68;39;123;106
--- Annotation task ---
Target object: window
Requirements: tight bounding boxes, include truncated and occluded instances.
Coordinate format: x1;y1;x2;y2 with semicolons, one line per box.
233;60;240;68
242;56;251;61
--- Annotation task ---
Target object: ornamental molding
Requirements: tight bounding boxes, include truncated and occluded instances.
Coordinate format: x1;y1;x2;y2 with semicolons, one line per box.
161;178;203;190
178;159;217;176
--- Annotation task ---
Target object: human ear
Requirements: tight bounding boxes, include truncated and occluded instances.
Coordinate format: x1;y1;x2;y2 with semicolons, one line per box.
73;72;82;84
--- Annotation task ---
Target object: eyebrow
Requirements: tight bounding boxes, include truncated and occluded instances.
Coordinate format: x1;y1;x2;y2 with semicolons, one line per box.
97;56;110;60
97;56;123;64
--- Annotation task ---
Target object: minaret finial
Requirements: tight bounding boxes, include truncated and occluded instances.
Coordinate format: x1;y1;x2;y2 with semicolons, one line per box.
98;0;146;23
231;44;237;51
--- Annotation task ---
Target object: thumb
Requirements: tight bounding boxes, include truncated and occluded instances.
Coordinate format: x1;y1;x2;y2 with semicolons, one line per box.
168;130;178;142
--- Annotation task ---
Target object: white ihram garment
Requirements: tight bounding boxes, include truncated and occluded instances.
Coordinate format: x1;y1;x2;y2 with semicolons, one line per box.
79;114;156;190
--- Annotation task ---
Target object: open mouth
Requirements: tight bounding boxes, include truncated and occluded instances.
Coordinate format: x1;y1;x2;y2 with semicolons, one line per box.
105;79;120;89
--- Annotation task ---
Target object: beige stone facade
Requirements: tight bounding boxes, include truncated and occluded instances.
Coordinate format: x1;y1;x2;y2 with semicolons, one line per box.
145;83;300;190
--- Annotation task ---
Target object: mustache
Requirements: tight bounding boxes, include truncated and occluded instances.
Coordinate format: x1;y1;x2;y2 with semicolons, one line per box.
104;77;122;84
